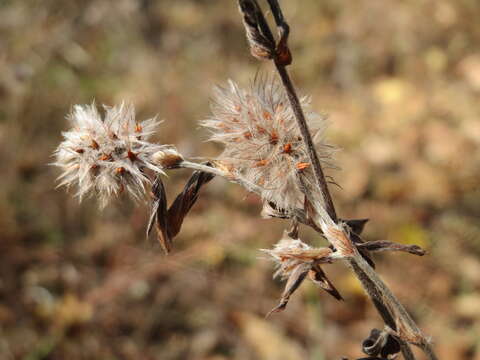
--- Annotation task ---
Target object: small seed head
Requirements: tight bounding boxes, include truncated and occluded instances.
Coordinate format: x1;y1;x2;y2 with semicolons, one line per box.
202;77;336;211
52;102;173;208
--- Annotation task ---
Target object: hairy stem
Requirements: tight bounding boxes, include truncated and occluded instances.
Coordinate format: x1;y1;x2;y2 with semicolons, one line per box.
274;64;338;222
180;160;264;193
178;160;313;225
348;256;428;360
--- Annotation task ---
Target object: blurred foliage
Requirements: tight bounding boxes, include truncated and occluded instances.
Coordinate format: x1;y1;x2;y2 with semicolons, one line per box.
1;0;480;359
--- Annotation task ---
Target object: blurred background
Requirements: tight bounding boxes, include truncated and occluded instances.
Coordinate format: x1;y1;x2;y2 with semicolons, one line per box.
1;0;480;359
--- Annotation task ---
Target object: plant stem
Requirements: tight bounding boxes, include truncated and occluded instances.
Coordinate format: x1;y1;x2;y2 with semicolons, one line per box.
274;64;338;222
177;160;312;225
180;160;263;194
236;1;439;359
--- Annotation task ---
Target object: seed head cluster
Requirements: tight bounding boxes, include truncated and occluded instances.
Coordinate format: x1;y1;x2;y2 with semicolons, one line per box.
202;78;334;211
53;102;175;208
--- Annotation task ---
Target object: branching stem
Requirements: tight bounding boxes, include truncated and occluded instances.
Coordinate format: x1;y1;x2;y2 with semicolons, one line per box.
180;160;263;194
236;1;439;359
177;160;312;226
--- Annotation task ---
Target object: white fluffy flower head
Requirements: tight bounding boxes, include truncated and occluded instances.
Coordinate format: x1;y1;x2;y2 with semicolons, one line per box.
202;78;335;211
53;102;176;208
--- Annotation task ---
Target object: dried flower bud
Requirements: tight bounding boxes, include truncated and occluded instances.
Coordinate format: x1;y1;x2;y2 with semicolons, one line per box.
202;78;336;211
263;232;333;280
262;231;340;315
52;102;172;208
238;0;275;61
151;147;184;168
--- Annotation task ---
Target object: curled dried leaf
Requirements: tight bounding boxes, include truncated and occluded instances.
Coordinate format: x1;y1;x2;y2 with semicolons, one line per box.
167;166;215;239
362;328;401;358
147;165;214;254
148;176;170;254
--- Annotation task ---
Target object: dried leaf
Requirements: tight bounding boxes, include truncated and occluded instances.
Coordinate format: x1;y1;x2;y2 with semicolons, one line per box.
167;167;215;239
267;263;309;317
149;176;170;253
362;328;401;358
357;241;426;256
147;166;214;254
309;264;343;301
146;192;160;238
344;218;369;235
362;328;388;356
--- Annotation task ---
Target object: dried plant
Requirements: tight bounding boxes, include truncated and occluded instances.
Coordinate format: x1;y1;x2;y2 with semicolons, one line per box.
52;1;439;359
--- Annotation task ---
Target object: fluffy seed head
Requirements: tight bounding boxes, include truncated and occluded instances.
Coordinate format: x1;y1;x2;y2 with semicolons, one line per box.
52;102;173;208
202;78;335;211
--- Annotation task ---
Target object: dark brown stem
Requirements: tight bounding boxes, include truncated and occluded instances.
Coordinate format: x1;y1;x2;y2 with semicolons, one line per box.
274;64;337;222
263;0;337;221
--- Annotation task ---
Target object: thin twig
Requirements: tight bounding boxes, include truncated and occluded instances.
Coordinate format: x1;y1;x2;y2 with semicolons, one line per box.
274;65;338;222
177;160;313;226
266;0;337;222
180;160;263;193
